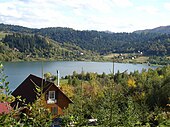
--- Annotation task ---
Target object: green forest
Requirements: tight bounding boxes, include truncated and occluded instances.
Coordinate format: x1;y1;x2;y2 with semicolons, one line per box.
0;63;170;126
0;32;101;61
60;66;170;126
1;23;170;56
0;23;170;64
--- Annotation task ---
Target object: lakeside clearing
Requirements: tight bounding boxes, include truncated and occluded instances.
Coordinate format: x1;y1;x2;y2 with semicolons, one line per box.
103;53;149;63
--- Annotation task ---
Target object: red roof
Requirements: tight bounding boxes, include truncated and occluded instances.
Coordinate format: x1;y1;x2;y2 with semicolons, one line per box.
0;102;12;114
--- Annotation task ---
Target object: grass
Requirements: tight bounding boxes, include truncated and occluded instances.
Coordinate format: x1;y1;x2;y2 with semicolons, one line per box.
134;56;149;63
167;56;170;59
159;119;170;127
103;53;129;58
125;56;149;64
82;126;97;127
0;32;7;39
60;79;68;85
82;120;170;127
104;53;149;64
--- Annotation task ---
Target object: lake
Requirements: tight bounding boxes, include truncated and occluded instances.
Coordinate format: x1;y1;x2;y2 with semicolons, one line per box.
2;61;158;91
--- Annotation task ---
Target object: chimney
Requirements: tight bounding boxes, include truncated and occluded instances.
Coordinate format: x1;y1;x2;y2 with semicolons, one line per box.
57;70;60;87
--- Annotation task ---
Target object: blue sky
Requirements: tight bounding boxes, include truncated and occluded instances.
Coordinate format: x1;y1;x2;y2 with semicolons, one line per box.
0;0;170;32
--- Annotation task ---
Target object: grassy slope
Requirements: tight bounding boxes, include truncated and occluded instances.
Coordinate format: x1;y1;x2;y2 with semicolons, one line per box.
0;32;7;40
103;53;149;64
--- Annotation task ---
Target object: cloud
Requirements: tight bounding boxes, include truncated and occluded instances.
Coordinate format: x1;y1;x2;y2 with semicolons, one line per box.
57;0;113;15
0;0;169;32
0;0;70;28
0;0;144;32
0;1;22;18
111;0;133;8
164;2;170;11
136;5;159;15
0;0;116;29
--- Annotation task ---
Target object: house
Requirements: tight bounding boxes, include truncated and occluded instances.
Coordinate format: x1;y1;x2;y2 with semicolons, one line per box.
11;74;73;116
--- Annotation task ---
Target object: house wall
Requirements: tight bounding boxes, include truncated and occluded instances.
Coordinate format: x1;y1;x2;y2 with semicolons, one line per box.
45;103;63;117
11;74;72;119
44;85;70;117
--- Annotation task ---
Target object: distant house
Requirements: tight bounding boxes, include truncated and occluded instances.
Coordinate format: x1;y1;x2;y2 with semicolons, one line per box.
11;74;73;116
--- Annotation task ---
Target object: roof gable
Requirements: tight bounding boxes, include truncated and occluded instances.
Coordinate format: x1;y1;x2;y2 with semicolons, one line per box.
11;74;72;107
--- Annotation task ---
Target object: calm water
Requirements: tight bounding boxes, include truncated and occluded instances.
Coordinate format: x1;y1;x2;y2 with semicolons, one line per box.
2;61;157;91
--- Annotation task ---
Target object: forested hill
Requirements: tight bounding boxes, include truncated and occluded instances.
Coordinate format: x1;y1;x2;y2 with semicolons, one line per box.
1;23;170;56
0;32;98;61
0;23;36;33
134;25;170;34
36;28;155;54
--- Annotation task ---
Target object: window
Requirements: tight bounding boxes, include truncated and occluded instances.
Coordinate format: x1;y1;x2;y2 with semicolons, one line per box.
47;91;56;104
49;91;55;100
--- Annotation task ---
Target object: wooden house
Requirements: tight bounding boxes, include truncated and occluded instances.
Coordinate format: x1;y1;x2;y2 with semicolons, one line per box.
11;74;73;116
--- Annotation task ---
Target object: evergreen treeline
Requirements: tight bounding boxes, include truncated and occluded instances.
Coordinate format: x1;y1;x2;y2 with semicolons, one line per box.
60;67;170;126
0;33;100;61
0;23;37;33
37;28;170;56
0;41;22;61
0;62;170;126
1;23;170;56
134;25;170;34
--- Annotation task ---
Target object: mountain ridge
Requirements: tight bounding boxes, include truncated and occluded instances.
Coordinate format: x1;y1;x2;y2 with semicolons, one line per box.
2;23;170;34
134;25;170;34
0;23;170;60
0;31;99;61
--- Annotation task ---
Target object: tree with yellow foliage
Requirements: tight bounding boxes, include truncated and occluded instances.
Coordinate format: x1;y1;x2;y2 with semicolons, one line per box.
127;76;136;88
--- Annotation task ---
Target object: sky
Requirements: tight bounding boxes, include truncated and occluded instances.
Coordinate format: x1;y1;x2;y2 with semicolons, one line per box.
0;0;170;32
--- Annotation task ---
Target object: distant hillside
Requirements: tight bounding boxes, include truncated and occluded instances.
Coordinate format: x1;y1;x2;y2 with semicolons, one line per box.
0;32;99;61
0;23;170;58
35;27;170;56
134;25;170;34
0;23;36;33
